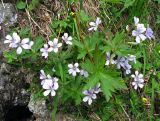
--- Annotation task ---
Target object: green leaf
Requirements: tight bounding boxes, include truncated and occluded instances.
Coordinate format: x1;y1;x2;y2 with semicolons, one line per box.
124;0;136;8
32;36;44;52
4;50;17;63
77;10;90;22
99;70;127;101
16;1;27;9
28;0;40;10
83;74;100;90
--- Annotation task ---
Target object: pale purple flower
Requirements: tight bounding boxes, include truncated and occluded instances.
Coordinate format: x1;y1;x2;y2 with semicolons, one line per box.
115;56;132;74
43;77;59;96
131;71;144;90
145;26;155;40
68;63;80;76
9;14;17;25
62;33;72;45
115;56;126;69
40;70;47;85
4;32;20;48
93;83;101;94
40;44;49;58
83;88;97;105
80;69;89;78
48;38;62;53
16;38;34;54
40;70;47;80
105;52;116;66
4;33;33;54
132;24;146;43
88;17;101;31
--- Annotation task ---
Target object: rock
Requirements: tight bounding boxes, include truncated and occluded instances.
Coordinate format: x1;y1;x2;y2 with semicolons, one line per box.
0;3;17;25
0;63;33;121
0;3;17;58
28;95;51;121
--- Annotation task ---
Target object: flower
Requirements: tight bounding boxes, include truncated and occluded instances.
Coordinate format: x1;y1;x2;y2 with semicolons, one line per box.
68;63;80;76
83;89;97;105
40;70;47;80
145;26;155;40
4;33;34;54
93;83;101;94
9;14;17;25
134;16;139;26
40;44;50;58
80;69;89;78
42;76;59;96
131;71;144;90
62;33;73;45
127;54;136;63
48;38;62;53
132;24;146;43
40;70;47;85
115;56;126;69
105;52;116;66
4;32;20;48
126;25;129;31
16;38;34;54
88;17;101;31
115;56;132;74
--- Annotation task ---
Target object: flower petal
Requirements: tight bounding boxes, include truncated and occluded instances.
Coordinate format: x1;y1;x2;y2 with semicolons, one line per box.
83;96;89;102
21;38;29;44
43;90;51;96
17;46;22;54
22;44;30;49
51;90;56;96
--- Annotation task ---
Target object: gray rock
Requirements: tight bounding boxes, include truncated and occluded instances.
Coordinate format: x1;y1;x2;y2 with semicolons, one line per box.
28;95;51;121
0;3;17;58
0;63;33;121
0;3;17;25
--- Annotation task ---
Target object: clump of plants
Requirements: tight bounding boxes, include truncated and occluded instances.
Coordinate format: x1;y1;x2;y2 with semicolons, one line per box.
3;0;160;120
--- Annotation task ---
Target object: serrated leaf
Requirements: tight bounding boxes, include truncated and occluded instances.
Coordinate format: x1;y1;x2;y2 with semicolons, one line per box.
4;50;17;63
99;71;127;101
32;36;44;52
77;10;90;22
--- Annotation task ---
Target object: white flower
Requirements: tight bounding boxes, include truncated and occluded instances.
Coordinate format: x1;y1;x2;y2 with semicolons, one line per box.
68;63;80;76
127;54;136;63
43;77;59;96
48;38;62;53
131;71;144;90
105;52;116;66
88;17;101;31
4;32;20;48
40;44;50;58
80;69;89;78
83;89;97;105
62;33;72;45
16;38;34;54
134;16;139;26
126;25;129;31
132;24;146;43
